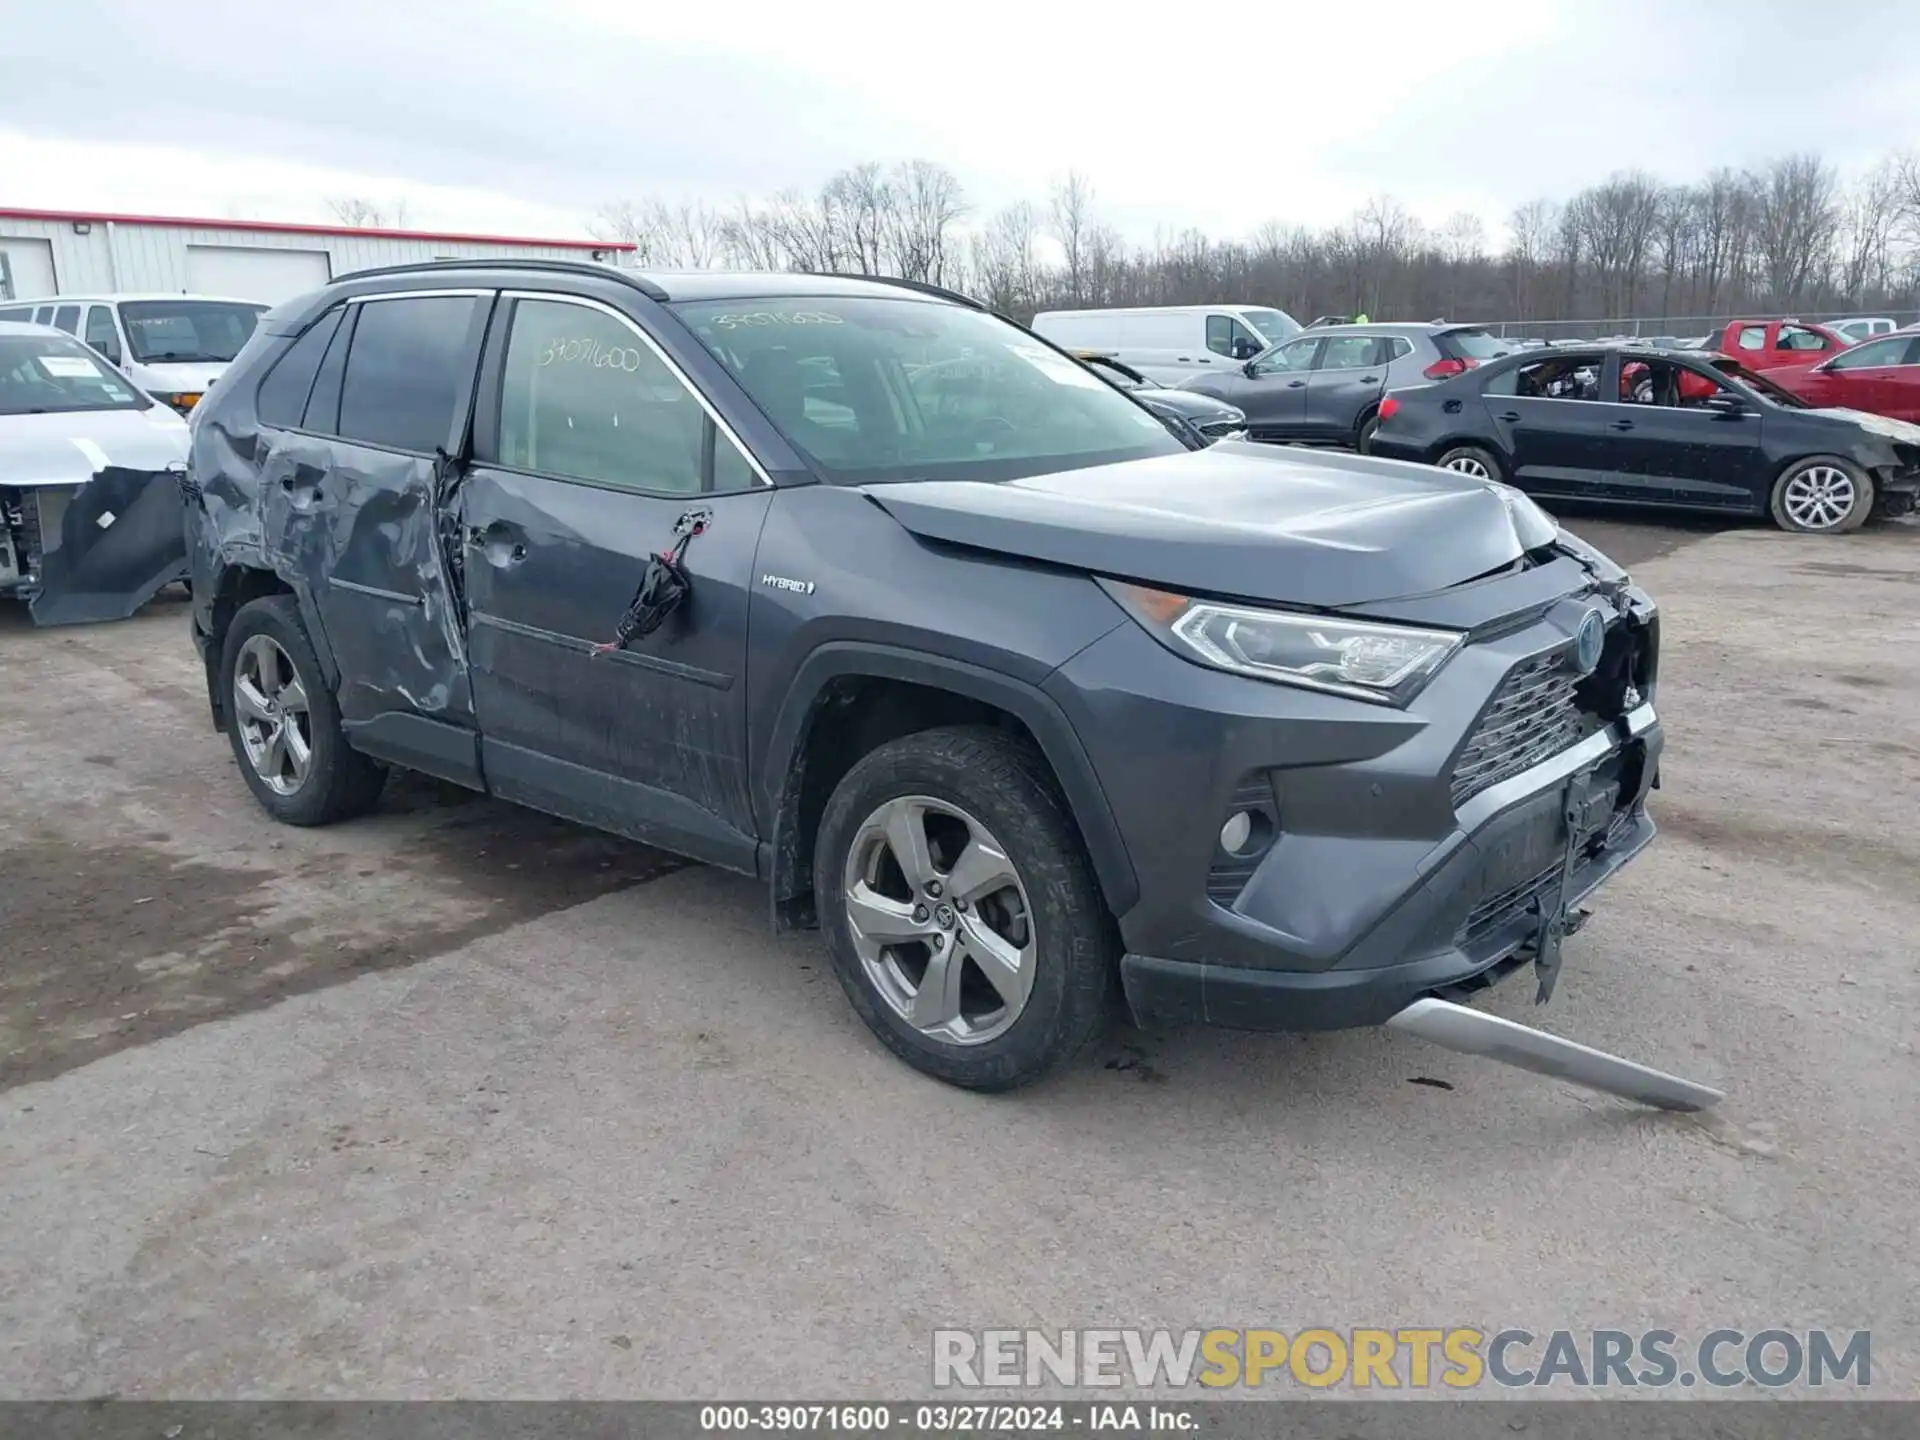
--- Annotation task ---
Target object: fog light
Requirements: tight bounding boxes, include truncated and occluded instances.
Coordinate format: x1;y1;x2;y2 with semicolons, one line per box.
1220;811;1253;853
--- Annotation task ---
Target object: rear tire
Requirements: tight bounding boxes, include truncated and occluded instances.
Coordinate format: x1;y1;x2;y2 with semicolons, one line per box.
814;725;1115;1092
1356;412;1381;454
1769;456;1873;534
220;595;386;826
1435;444;1504;483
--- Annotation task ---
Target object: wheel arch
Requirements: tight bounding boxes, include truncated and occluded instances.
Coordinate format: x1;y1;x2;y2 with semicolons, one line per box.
762;643;1139;932
202;564;308;731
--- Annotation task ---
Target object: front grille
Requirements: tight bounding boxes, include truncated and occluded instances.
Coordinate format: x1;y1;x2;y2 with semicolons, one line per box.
1450;651;1587;807
1458;863;1560;951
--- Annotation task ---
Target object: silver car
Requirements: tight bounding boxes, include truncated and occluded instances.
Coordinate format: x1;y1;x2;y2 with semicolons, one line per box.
1176;322;1512;451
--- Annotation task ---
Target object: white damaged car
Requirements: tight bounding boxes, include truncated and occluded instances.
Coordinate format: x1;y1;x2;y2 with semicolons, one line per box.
0;321;191;625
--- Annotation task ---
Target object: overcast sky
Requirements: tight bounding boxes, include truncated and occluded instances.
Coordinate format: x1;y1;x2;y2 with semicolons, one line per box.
2;0;1915;244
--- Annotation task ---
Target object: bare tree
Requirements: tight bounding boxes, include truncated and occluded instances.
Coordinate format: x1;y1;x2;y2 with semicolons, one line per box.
1504;199;1556;318
1569;172;1662;315
1049;170;1096;306
1689;168;1751;312
1749;153;1839;302
885;161;967;284
593;199;728;268
327;196;410;228
1838;160;1903;303
970;202;1042;315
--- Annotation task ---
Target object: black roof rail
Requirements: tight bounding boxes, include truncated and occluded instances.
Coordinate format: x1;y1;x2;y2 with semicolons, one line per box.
332;256;669;301
816;273;985;310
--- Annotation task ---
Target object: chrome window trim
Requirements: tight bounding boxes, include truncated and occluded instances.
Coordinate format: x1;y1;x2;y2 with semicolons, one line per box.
496;289;771;489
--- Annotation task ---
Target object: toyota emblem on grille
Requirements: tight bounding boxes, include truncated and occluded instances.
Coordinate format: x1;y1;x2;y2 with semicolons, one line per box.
1574;608;1606;675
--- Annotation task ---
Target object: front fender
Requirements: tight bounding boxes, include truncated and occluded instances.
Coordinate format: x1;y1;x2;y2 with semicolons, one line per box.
761;641;1140;924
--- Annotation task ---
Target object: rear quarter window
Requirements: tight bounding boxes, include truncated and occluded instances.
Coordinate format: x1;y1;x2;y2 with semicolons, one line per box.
1440;329;1509;361
334;295;479;453
254;309;345;428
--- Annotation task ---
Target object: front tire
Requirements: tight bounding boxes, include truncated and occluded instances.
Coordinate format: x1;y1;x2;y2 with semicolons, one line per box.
220;595;386;826
1770;456;1873;534
814;725;1115;1092
1435;444;1504;483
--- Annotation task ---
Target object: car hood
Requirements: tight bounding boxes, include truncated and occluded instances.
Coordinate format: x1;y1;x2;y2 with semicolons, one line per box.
1802;407;1920;445
860;445;1536;608
1133;386;1242;421
0;407;190;487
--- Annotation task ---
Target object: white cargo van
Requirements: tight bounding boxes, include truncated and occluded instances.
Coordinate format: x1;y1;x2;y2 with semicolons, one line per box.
0;293;269;417
1029;304;1301;385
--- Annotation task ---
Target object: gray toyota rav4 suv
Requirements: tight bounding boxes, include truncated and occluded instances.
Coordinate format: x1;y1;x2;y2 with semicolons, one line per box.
185;261;1663;1091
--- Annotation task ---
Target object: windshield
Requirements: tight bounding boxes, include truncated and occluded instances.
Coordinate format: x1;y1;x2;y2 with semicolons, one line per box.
672;297;1185;482
118;300;267;364
1242;308;1301;346
1705;356;1810;408
0;332;150;415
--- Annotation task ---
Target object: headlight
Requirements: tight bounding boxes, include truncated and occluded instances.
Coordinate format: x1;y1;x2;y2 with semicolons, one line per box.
1103;580;1463;706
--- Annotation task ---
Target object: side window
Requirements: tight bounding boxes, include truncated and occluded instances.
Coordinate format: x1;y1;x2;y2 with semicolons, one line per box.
52;304;80;335
1736;326;1768;351
1826;337;1903;371
1778;325;1831;352
304;306;356;433
1204;314;1235;358
1508;358;1600;400
84;306;122;364
488;298;753;496
1381;337;1412;363
336;296;479;453
0;306;31;322
33;305;54;325
1316;335;1379;370
1226;318;1262;359
255;309;345;428
1253;337;1321;375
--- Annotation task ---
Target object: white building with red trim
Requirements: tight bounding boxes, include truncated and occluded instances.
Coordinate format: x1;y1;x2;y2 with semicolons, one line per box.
0;208;636;306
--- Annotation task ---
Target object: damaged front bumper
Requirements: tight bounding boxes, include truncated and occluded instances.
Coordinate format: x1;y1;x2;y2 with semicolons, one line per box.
1121;704;1662;1032
1;467;191;625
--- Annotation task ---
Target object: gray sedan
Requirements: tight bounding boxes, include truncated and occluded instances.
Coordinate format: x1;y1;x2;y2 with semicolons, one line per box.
1177;322;1511;451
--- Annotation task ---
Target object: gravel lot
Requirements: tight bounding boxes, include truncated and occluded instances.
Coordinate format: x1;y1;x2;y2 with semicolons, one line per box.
1;510;1916;1399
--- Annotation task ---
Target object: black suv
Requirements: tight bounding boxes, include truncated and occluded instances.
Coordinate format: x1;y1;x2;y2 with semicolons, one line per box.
185;261;1664;1091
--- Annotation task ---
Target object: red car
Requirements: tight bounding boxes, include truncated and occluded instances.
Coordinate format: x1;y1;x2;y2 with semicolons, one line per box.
1708;318;1851;370
1761;332;1920;422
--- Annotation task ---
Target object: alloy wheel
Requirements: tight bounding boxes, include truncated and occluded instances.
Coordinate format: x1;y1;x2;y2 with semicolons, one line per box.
842;795;1036;1047
233;634;313;796
1442;454;1493;480
1781;465;1857;531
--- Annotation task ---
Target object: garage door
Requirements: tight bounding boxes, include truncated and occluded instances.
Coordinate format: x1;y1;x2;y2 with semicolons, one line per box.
184;245;332;304
0;237;58;301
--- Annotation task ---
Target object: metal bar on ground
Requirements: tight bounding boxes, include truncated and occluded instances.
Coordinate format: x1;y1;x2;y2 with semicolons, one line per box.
1386;997;1725;1112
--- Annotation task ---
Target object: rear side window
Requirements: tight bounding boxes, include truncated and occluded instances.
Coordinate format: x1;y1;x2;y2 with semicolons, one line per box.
255;308;345;428
1317;335;1383;369
33;306;54;325
336;295;478;452
52;305;80;335
84;306;121;364
1736;326;1768;351
0;306;31;322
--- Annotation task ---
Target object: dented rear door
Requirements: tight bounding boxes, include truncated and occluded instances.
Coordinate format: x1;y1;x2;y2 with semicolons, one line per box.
263;291;491;727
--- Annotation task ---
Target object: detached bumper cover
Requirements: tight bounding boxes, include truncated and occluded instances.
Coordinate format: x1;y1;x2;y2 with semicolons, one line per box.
1121;704;1663;1033
18;466;190;626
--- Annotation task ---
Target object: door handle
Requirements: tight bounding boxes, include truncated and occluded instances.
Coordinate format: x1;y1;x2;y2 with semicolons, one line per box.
1498;411;1522;422
1287;379;1307;389
1610;419;1635;431
468;522;528;568
1359;374;1379;382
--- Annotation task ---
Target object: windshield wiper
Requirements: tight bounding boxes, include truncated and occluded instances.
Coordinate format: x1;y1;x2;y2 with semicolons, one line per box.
139;351;224;364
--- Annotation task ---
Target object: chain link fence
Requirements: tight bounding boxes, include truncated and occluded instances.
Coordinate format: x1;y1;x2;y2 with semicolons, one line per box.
1479;310;1920;343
